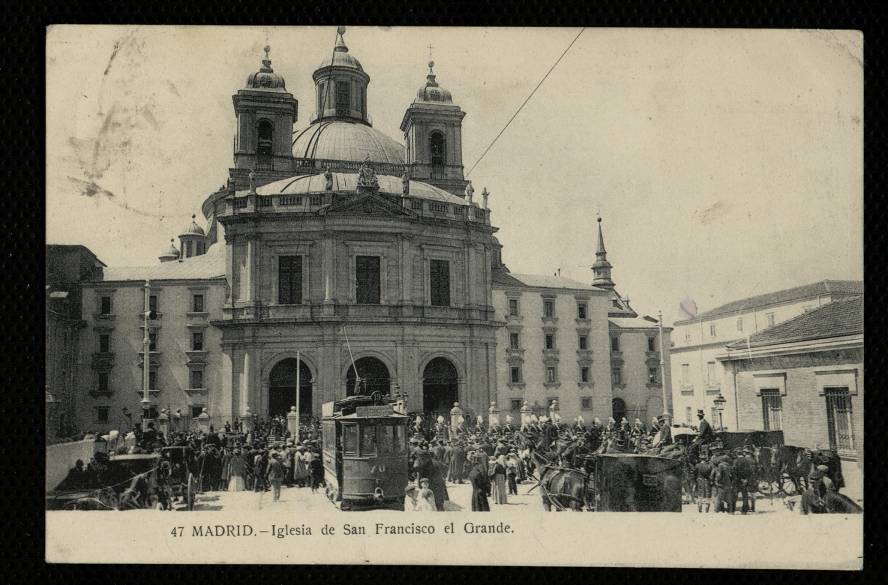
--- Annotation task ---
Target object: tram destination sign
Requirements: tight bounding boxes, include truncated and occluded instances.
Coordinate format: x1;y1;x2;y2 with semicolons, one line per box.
356;405;393;417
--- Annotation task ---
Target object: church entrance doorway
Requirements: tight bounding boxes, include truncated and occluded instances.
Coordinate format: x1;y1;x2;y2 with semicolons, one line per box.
422;357;459;421
345;357;390;397
612;398;626;424
268;358;313;417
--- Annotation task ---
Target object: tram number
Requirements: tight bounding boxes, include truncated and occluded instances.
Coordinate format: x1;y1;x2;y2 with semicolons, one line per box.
370;464;387;474
642;474;659;487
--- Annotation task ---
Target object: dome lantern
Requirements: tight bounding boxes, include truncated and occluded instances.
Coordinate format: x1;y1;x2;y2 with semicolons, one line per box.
178;214;208;260
158;238;180;263
245;45;287;91
312;26;371;124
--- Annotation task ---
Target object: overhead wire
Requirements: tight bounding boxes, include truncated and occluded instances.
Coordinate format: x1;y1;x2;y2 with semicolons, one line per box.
466;27;585;178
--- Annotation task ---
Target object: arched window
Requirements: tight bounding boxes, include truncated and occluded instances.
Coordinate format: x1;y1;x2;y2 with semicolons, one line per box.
257;120;273;156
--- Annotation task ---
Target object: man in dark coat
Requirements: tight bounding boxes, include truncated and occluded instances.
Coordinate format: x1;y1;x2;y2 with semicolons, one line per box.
449;442;466;483
733;448;757;514
467;454;491;511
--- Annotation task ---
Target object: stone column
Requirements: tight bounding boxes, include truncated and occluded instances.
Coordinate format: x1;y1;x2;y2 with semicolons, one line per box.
197;408;211;433
157;409;170;441
287;406;300;440
488;401;500;428
449;402;464;436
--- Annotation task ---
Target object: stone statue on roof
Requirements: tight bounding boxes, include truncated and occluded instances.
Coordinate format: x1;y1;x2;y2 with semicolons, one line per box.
248;170;256;192
401;170;410;195
465;181;474;203
324;166;334;191
357;156;379;190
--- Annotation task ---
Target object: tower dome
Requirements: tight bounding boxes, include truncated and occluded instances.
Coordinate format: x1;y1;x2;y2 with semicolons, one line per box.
158;239;180;263
245;45;287;91
315;27;364;72
311;27;371;124
180;214;206;237
179;214;208;259
415;61;453;104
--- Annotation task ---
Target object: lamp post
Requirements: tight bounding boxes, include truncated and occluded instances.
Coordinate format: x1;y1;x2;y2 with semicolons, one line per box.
658;309;671;422
713;393;727;431
140;280;153;430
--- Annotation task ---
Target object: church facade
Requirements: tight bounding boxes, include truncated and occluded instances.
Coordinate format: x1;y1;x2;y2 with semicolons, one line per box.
72;29;671;433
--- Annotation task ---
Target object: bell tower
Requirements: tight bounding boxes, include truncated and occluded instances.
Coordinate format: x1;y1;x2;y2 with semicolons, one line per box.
231;45;298;188
400;60;467;196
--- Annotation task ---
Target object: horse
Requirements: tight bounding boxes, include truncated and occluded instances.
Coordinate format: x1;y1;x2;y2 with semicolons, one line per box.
529;450;589;511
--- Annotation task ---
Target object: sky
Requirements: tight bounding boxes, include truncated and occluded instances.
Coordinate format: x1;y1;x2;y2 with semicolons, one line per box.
46;26;863;325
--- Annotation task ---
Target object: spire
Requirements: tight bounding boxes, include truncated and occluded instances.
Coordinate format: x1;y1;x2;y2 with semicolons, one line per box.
261;45;273;72
335;25;348;52
592;215;615;289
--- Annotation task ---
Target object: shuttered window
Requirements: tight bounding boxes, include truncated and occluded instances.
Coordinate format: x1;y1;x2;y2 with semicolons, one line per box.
825;387;855;456
278;256;303;304
355;256;381;304
761;389;783;431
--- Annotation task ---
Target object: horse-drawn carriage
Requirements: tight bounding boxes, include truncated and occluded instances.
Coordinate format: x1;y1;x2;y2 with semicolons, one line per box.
321;395;410;510
46;447;198;511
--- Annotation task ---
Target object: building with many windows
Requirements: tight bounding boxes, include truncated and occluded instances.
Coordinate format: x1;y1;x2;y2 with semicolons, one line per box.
670;279;863;427
716;295;863;500
68;29;670;432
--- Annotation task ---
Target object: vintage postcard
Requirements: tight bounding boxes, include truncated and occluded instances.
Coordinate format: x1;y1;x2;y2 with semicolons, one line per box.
45;25;863;568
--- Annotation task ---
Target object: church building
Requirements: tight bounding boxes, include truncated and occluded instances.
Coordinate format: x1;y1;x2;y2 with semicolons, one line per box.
73;28;671;432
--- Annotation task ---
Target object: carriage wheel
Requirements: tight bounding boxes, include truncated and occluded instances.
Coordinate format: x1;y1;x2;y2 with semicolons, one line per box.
186;473;196;510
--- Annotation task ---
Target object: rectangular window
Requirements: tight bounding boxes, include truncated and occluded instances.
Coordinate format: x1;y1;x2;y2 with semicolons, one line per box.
577;303;587;319
429;202;447;214
648;367;658;384
95;406;110;423
508;299;519;316
360;425;377;456
100;296;112;315
98;334;110;353
612;367;622;385
711;407;719;426
767;312;776;328
581;397;593;410
429;259;450;307
192;294;205;313
736;318;744;332
825;387;855;455
510;399;522;411
611;336;620;352
190;369;204;389
709;323;717;337
578;335;588;350
580;366;590;383
510;366;522;384
392;425;406;454
378;424;395;454
545;334;555;350
546;366;557;384
98;372;109;392
278;256;303;305
148;332;157;352
681;363;690;385
192;331;204;351
707;362;716;385
760;389;783;431
149;295;158;314
543;300;555;318
355;255;381;304
343;424;358;455
647;337;656;352
509;333;520;350
191;406;203;419
148;370;157;390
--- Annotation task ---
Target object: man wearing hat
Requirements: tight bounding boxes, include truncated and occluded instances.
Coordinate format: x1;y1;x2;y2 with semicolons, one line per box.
693;450;714;513
266;452;284;502
733;447;757;514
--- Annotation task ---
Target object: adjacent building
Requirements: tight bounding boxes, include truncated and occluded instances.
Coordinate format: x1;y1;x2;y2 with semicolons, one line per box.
716;296;863;499
670;279;863;427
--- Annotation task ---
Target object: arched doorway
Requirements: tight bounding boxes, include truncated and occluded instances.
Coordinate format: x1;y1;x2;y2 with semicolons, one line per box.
422;357;459;419
268;358;312;417
345;357;390;397
612;397;627;424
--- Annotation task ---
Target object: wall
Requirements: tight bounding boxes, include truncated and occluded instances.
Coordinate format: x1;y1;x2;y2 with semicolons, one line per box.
46;438;100;493
613;327;672;424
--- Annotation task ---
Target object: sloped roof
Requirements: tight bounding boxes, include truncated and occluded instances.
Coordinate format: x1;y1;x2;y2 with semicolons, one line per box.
492;270;600;292
676;280;863;324
609;316;662;329
725;296;863;349
99;245;226;283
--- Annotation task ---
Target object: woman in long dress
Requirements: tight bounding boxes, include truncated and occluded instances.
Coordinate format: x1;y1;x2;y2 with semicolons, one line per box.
293;446;310;487
416;478;438;511
404;484;420;511
227;450;246;492
491;455;508;505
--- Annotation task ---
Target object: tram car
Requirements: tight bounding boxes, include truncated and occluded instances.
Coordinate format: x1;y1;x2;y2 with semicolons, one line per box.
592;453;684;512
321;394;409;510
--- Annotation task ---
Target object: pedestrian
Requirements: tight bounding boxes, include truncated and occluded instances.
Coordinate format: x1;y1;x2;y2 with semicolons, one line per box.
693;453;714;513
468;454;491;511
267;452;284;502
404;484;419;512
491;455;508;504
416;478;438;511
309;447;324;492
733;447;757;514
253;450;266;492
711;456;734;513
506;450;519;495
227;449;246;492
448;441;466;484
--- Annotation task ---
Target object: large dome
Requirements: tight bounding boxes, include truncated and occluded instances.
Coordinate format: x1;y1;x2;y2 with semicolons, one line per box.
292;120;405;165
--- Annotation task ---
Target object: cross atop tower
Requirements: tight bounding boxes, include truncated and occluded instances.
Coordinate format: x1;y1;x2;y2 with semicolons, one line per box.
427;43;435;61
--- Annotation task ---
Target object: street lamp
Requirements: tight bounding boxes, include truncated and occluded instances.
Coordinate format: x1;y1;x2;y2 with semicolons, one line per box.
713;393;727;431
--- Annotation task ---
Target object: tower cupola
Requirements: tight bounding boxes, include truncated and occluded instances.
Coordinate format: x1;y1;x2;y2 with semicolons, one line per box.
312;27;371;124
591;215;615;289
